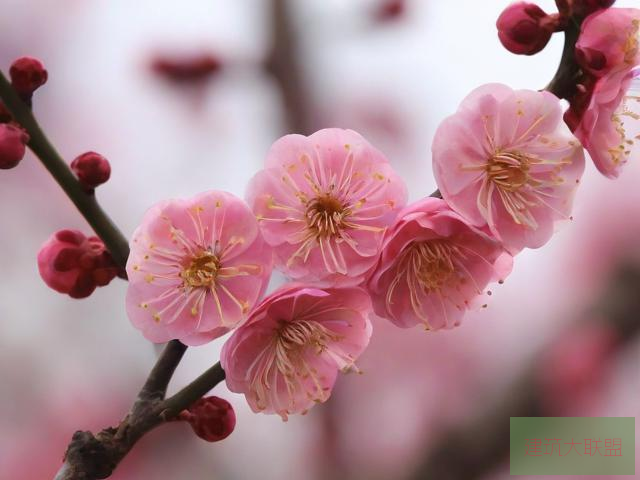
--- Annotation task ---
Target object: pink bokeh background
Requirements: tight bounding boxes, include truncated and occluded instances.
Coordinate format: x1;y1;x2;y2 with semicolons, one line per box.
1;1;638;479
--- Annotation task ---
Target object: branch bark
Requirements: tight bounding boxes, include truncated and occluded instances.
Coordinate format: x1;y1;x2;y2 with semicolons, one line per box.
54;341;225;480
267;0;314;135
0;57;230;480
0;72;130;268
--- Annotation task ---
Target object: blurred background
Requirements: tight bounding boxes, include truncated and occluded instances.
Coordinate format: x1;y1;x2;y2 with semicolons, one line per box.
0;0;639;478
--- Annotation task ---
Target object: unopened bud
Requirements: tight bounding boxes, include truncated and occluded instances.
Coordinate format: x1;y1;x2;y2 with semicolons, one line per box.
38;230;118;299
9;57;48;100
70;152;111;190
374;0;405;22
0;123;29;170
497;2;556;55
179;396;236;442
150;54;222;85
572;0;616;18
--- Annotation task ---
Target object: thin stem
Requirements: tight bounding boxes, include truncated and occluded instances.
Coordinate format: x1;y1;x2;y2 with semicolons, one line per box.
136;340;188;404
0;71;130;268
545;19;582;99
161;362;226;418
54;345;225;480
267;0;314;135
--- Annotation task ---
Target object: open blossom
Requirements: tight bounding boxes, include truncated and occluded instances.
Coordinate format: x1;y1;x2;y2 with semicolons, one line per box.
247;128;407;286
221;285;372;420
572;70;640;178
432;83;585;254
575;8;639;77
126;191;273;346
569;8;640;178
367;197;512;330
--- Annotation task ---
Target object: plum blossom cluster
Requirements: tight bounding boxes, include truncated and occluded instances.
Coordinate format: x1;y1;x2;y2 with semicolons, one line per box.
27;2;639;428
124;97;582;420
497;2;640;179
568;7;640;177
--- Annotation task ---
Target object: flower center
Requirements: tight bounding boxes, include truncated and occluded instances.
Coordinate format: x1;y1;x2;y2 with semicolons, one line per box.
610;80;640;167
486;150;531;192
181;251;220;288
623;19;639;65
305;194;350;237
409;240;458;292
275;320;339;358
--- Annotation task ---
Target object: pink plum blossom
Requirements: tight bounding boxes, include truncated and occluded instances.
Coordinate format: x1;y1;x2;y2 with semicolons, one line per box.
221;284;372;420
247;128;407;286
367;197;512;330
569;8;640;177
575;8;639;77
125;191;273;346
572;70;640;178
432;83;585;254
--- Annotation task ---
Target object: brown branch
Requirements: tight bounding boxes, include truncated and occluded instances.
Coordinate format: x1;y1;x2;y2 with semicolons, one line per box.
0;71;130;268
545;18;583;100
0;53;228;480
54;342;225;480
266;0;314;135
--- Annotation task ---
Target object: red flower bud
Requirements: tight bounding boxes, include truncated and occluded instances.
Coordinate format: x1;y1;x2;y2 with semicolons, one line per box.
38;230;118;299
150;54;222;85
571;0;616;17
179;396;236;442
9;57;48;100
375;0;405;22
70;152;111;190
497;2;555;55
0;123;29;170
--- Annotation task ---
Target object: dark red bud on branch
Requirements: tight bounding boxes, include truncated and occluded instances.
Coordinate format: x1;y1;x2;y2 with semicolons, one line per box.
375;0;406;22
179;396;236;442
497;2;557;55
572;0;616;18
0;123;29;169
9;57;48;100
70;152;111;190
38;230;119;298
150;54;222;85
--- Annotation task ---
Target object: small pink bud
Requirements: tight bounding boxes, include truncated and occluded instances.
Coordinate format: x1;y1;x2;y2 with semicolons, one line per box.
497;2;555;55
9;57;48;99
375;0;405;22
38;230;118;299
0;123;29;170
70;152;111;189
179;397;236;442
150;54;222;84
572;0;616;17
